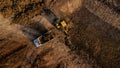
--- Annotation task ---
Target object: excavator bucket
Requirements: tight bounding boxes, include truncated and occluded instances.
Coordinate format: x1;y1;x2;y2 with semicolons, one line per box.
56;23;61;29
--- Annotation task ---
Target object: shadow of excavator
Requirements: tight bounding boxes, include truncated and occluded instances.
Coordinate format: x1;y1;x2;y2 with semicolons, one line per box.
20;22;48;41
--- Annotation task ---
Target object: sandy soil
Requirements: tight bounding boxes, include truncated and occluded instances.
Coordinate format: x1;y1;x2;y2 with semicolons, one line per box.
0;0;120;68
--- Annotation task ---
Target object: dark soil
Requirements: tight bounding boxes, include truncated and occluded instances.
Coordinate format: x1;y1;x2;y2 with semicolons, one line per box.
0;0;120;68
69;7;120;68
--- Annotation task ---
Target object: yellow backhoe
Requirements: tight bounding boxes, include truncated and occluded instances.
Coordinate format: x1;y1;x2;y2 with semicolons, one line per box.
55;20;68;34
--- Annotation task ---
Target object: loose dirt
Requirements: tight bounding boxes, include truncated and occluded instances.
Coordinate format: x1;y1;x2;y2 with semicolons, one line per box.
0;0;120;68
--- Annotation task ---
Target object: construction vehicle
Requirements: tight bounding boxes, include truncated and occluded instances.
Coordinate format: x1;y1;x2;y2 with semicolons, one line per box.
33;31;55;47
42;9;68;34
55;20;68;34
33;20;68;47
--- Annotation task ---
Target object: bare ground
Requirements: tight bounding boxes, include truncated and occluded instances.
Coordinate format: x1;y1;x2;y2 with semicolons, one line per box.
69;7;120;68
0;0;120;68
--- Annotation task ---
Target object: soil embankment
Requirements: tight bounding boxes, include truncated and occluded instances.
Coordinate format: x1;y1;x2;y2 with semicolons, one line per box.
0;0;120;68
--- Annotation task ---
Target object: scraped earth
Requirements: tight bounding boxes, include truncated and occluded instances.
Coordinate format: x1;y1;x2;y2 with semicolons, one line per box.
0;14;99;68
0;0;120;68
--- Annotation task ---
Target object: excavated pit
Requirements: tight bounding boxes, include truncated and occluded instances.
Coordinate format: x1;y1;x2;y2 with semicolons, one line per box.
0;0;120;68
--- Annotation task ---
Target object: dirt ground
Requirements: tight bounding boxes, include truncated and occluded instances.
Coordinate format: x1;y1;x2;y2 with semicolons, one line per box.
0;0;120;68
69;7;120;68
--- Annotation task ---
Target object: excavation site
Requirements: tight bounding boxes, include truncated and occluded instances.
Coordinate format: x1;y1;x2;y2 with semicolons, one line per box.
0;0;120;68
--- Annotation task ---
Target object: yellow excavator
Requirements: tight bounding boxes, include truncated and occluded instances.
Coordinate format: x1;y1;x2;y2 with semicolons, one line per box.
55;20;68;34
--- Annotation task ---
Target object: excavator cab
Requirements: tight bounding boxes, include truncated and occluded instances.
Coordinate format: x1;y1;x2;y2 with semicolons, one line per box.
61;20;67;28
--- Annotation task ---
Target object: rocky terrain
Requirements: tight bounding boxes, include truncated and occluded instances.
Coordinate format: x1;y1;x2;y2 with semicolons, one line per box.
0;0;120;68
